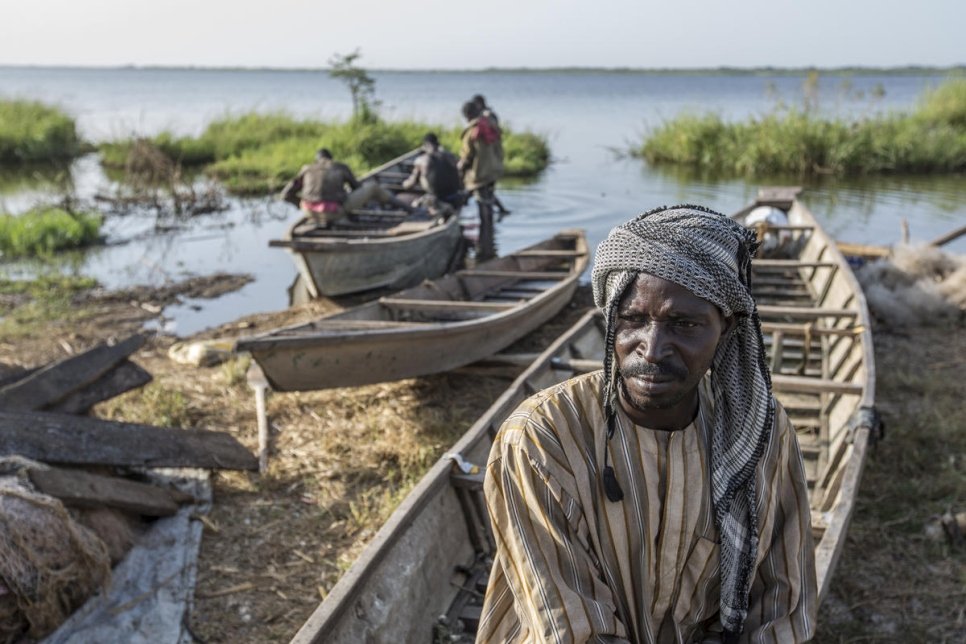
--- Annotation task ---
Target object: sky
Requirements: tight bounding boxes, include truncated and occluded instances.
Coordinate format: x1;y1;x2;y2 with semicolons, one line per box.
1;0;963;70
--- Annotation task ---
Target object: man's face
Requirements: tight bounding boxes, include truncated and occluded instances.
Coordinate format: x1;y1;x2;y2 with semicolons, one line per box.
614;273;730;428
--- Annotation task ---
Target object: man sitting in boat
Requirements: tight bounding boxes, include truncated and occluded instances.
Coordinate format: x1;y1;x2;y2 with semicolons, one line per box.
478;206;817;643
401;132;464;218
280;148;413;226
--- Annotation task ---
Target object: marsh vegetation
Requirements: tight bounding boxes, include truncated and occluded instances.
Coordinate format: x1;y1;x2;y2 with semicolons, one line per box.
634;77;966;176
0;99;84;165
99;113;551;195
0;207;102;258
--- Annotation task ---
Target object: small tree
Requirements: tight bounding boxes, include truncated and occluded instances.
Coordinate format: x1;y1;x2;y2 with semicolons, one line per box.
329;49;379;124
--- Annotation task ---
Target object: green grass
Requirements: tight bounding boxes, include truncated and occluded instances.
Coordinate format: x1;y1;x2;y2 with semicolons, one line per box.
0;274;98;336
100;113;551;195
814;328;966;642
633;77;966;176
0;99;83;164
0;207;103;257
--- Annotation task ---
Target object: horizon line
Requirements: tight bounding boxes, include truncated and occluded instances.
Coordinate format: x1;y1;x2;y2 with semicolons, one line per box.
1;63;964;74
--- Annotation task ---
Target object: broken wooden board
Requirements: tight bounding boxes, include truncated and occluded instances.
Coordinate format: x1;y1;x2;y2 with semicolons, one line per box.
0;410;258;471
27;467;183;517
47;360;152;415
0;335;146;411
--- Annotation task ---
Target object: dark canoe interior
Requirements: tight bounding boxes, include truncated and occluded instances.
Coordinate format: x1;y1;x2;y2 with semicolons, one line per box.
296;189;875;643
253;230;586;339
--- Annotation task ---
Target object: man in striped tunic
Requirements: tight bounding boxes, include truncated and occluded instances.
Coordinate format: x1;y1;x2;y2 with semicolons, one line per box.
477;206;817;643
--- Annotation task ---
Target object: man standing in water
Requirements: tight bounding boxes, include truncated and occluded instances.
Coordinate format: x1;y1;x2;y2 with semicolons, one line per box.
459;100;504;260
470;94;510;220
280;148;412;226
470;93;511;218
478;206;816;643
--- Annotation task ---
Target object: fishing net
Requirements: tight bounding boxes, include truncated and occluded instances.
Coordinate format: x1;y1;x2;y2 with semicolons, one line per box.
0;460;110;643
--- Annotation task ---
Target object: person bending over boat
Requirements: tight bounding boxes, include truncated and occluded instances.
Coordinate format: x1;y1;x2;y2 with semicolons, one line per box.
459;100;504;260
478;206;817;643
401;132;464;217
280;148;412;226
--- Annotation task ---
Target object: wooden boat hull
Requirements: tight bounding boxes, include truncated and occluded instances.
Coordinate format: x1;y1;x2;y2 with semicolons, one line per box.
271;149;464;297
238;229;589;392
285;213;463;297
292;188;877;642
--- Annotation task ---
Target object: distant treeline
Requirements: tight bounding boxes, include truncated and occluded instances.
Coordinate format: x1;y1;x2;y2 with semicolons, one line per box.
3;64;964;76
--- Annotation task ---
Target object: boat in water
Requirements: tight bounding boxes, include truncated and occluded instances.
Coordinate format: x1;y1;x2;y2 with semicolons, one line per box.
269;149;464;298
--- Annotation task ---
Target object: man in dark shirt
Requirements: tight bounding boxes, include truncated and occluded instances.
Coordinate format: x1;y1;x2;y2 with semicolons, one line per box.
402;133;463;216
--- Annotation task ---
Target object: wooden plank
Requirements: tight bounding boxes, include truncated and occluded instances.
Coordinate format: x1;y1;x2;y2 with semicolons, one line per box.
27;467;182;516
349;209;407;218
836;241;890;258
378;298;516;313
756;186;802;207
761;322;862;337
757;305;857;320
753;260;839;269
270;231;395;245
0;335;146;411
929;223;966;248
458;270;570;279
815;428;871;603
513;250;587;258
0;410;258;470
770;331;785;374
746;224;815;232
0;365;36;388
771;374;863;395
47;359;152;414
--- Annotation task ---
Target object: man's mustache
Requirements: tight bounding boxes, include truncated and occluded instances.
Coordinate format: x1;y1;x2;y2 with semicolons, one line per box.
619;361;687;380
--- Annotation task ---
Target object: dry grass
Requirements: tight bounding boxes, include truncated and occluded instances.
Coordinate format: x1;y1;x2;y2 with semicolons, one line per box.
814;324;966;643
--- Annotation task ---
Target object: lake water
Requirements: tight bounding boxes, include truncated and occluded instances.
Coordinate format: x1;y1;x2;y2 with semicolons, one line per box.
1;67;964;335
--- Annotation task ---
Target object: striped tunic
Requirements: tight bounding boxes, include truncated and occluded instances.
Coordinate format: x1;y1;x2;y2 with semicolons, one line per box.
477;371;816;643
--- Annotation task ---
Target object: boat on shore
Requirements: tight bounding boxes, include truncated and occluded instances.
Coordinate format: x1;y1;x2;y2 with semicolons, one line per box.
291;187;878;643
237;229;589;392
269;149;464;298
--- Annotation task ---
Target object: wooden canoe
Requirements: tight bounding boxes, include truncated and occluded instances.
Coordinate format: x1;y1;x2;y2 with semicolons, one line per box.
269;149;464;297
292;188;878;643
236;229;589;392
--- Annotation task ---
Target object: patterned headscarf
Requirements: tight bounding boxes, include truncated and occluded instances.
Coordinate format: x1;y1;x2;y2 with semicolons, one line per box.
591;204;774;638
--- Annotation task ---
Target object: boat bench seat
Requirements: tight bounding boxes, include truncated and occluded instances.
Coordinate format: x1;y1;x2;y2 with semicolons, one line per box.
379;298;517;313
758;305;858;320
458;269;570;280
